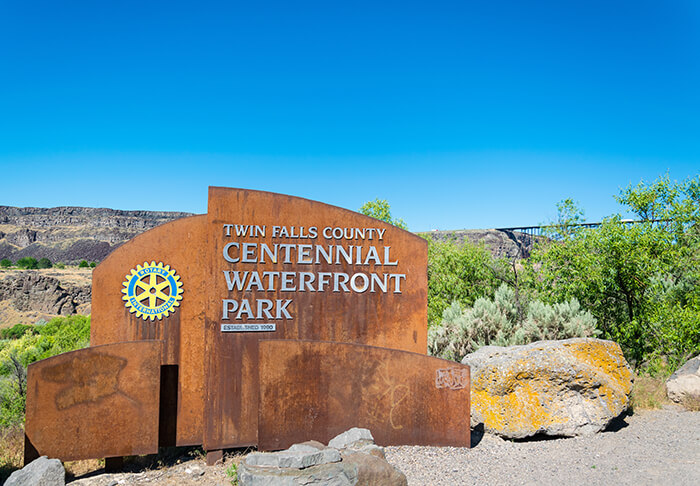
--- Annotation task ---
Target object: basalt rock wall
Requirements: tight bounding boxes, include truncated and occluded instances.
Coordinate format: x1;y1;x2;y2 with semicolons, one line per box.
0;206;194;264
422;229;541;259
0;271;91;316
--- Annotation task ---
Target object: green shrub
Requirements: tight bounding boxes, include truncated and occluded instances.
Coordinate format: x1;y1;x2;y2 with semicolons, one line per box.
0;316;90;374
37;258;52;269
0;378;25;427
0;259;11;269
425;238;503;326
428;284;599;361
0;316;90;425
78;260;89;268
89;261;97;268
15;257;37;270
54;262;65;269
0;324;37;340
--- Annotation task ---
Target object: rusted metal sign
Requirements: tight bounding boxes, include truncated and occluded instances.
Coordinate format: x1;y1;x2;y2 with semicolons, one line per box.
258;340;471;451
203;188;428;450
24;341;161;463
25;187;467;465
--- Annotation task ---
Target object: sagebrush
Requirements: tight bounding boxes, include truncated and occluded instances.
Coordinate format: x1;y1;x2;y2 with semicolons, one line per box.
428;284;599;361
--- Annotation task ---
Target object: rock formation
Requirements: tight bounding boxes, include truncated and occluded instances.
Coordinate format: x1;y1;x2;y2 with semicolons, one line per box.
0;205;193;264
239;427;407;485
462;338;633;438
423;229;542;259
0;271;90;316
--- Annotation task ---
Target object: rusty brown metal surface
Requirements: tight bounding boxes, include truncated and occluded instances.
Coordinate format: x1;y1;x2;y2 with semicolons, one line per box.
257;340;470;451
24;341;161;463
86;187;430;453
204;188;428;450
91;214;208;446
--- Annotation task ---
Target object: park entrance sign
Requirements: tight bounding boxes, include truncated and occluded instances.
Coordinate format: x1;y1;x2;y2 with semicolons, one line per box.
24;188;470;466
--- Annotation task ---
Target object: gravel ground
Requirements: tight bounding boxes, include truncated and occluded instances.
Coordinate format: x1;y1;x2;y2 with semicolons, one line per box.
67;409;699;486
386;409;700;486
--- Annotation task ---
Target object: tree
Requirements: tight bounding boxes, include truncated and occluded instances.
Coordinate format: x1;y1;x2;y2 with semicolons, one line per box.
78;260;89;268
15;257;38;269
359;199;408;230
542;198;586;241
425;237;504;326
0;259;11;268
37;258;52;269
530;175;700;369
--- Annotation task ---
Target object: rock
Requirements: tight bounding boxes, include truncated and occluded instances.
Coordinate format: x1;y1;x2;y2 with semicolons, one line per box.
239;460;358;486
290;440;327;451
666;355;700;407
240;429;406;486
0;272;91;315
425;229;541;259
328;428;374;450
0;205;193;264
5;455;65;486
462;338;633;438
341;452;407;486
245;448;341;469
356;444;386;459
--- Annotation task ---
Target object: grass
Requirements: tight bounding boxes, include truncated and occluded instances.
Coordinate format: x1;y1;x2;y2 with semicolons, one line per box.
629;373;673;411
680;394;700;411
0;424;24;483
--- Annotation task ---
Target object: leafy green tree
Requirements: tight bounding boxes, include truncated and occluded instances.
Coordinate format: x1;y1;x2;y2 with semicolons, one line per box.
37;258;52;269
530;175;700;369
78;260;89;268
359;199;408;230
89;262;97;268
425;237;503;326
15;257;38;270
0;354;26;426
542;198;587;241
0;259;11;268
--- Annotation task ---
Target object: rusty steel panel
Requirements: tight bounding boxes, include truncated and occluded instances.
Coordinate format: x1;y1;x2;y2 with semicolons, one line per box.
203;188;428;450
24;341;161;462
87;188;430;452
258;340;470;451
91;214;208;446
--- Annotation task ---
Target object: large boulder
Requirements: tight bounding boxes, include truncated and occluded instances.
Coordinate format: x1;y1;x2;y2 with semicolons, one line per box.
239;428;407;486
5;456;65;486
462;338;633;439
666;355;700;408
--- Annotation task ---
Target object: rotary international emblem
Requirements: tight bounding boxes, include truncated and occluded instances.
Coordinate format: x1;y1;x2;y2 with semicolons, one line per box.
122;261;184;320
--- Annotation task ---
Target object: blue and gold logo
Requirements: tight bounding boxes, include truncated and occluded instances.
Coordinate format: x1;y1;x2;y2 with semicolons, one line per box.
122;261;184;320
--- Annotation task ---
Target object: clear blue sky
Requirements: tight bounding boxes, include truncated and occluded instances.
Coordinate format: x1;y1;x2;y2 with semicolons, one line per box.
1;1;698;231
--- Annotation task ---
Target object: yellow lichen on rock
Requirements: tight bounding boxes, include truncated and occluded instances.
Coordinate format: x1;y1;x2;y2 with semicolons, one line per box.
462;338;633;438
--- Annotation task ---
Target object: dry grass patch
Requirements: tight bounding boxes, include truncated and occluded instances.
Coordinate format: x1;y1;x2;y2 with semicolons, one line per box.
680;394;700;411
0;425;24;482
64;458;104;479
630;373;673;410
